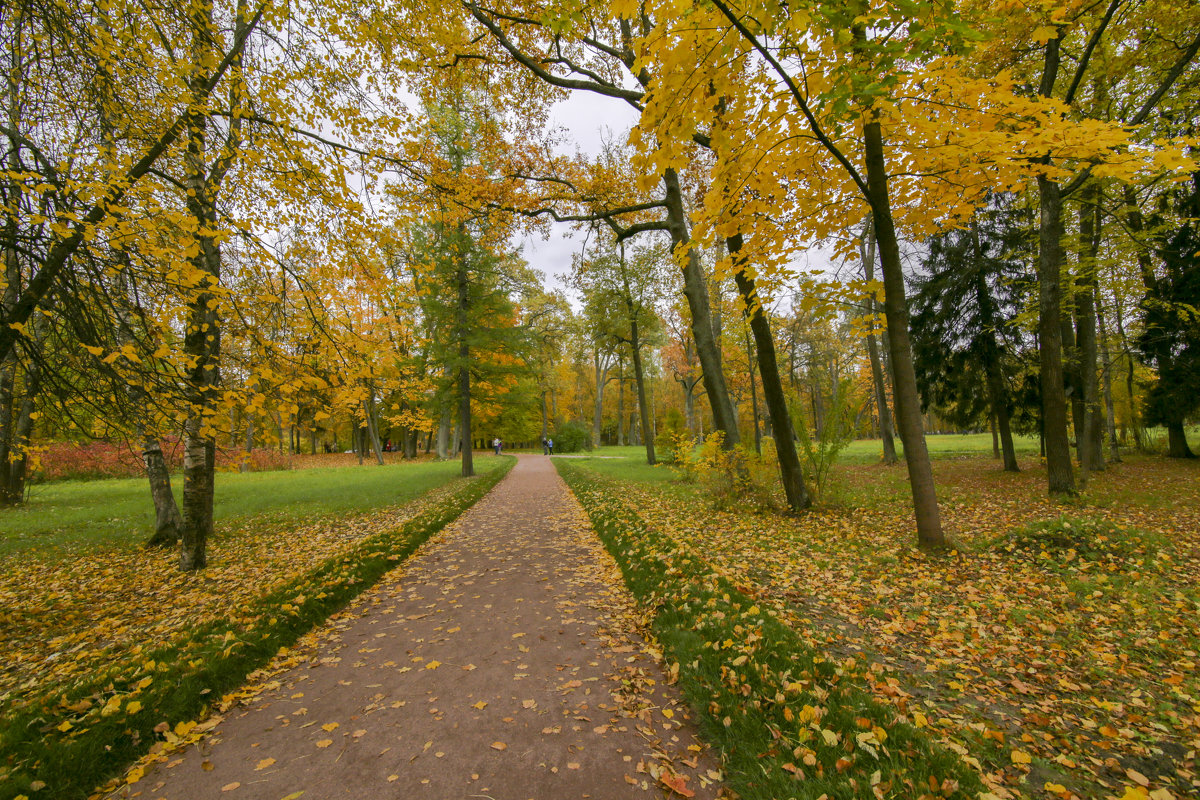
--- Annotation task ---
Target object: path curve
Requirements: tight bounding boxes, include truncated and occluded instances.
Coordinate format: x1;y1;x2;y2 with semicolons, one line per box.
108;454;724;800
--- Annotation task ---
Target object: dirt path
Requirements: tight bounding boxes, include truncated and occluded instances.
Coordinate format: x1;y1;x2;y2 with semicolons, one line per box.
107;455;724;800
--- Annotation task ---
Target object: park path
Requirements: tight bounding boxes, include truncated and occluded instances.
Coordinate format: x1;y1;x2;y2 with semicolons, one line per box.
108;454;725;800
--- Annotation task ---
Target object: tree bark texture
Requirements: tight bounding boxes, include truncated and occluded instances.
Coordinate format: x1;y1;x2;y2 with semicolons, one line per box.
1036;175;1077;494
861;118;944;547
1075;181;1105;475
860;223;898;464
728;235;811;511
661;168;740;448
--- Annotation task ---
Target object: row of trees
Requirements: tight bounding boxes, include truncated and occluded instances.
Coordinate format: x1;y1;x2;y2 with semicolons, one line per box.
2;0;1198;567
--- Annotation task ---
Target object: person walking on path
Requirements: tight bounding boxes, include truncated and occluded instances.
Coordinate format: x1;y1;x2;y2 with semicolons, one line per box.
106;455;724;800
493;436;502;455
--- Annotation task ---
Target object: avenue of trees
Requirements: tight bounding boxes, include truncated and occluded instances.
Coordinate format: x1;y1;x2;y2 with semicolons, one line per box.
2;0;1199;567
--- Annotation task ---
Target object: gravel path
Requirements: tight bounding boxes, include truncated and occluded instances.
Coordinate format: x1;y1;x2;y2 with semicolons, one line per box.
108;454;725;800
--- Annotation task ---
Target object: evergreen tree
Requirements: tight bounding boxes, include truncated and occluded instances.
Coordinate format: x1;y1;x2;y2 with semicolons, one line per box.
910;196;1034;471
1138;170;1200;459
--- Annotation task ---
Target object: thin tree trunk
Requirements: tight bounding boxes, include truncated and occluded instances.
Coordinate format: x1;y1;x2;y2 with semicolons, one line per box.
1076;181;1105;477
861;117;943;546
629;316;656;465
744;327;761;455
861;221;899;464
1095;284;1121;463
729;235;811;512
363;393;384;465
991;414;1000;459
616;358;625;446
143;435;183;547
457;256;474;478
436;403;451;460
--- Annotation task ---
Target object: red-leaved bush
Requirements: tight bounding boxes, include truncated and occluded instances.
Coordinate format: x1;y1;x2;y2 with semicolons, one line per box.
31;439;292;482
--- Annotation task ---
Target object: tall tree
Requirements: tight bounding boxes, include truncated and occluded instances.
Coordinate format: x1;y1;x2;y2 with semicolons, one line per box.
1138;169;1200;458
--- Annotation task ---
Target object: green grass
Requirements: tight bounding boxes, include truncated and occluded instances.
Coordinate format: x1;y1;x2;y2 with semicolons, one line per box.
0;457;514;800
556;460;982;800
0;456;507;558
838;432;1043;463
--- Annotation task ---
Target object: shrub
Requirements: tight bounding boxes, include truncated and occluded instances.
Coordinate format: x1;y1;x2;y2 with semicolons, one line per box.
690;432;781;512
30;439;292;483
654;409;691;465
551;422;592;453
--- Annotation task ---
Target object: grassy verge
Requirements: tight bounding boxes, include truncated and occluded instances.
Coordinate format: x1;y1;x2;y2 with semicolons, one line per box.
0;457;513;800
557;460;983;800
1;456;507;558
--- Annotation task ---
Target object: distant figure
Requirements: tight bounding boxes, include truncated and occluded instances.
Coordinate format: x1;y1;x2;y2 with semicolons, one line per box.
546;437;553;455
493;437;502;455
542;437;549;455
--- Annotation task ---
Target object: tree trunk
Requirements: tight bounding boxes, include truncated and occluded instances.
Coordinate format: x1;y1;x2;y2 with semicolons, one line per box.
991;414;1000;459
143;435;184;547
971;224;1019;473
629;317;656;465
1036;175;1077;494
1167;421;1196;459
744;328;761;455
662;167;740;448
457;256;474;477
436;403;451;460
1075;181;1105;476
861;117;944;546
241;411;253;473
363;394;385;465
1114;301;1143;450
729;235;811;511
616;358;626;446
592;347;610;447
178;89;222;570
1095;282;1121;464
861;222;899;464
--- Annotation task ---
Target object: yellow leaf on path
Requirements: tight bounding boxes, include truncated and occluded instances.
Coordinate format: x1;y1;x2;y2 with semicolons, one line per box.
1010;750;1032;764
175;720;196;738
662;708;674;718
256;757;276;770
387;775;399;782
321;722;339;732
473;701;488;710
126;766;144;784
491;742;507;751
316;739;332;748
567;762;581;770
1118;788;1149;800
425;660;441;670
280;793;305;800
463;664;476;671
221;783;241;792
522;699;536;709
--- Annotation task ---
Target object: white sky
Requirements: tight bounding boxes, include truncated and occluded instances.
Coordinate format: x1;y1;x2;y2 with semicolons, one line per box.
516;92;641;300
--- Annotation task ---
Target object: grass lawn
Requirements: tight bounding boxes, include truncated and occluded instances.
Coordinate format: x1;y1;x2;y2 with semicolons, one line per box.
0;454;508;558
565;442;1200;800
